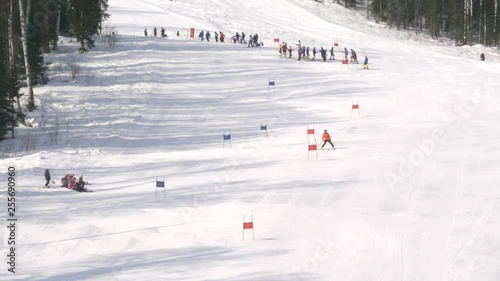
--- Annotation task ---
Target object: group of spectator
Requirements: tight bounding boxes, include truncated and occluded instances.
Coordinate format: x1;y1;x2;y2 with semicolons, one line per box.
279;40;369;68
142;27;264;47
144;27;168;37
142;28;370;68
198;31;262;47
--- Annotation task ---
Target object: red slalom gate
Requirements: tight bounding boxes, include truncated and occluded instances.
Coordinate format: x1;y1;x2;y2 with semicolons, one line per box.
341;59;349;70
242;215;255;240
308;144;318;161
333;38;339;49
306;125;315;141
351;101;360;116
307;125;318;161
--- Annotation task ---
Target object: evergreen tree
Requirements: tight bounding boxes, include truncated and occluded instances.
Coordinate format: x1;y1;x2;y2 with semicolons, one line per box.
18;0;36;111
388;0;402;29
30;0;58;54
27;30;48;85
0;4;15;140
7;0;25;125
370;0;386;23
366;0;499;47
496;0;500;45
345;0;359;8
483;0;496;45
414;0;424;34
425;0;441;38
24;0;51;85
58;0;72;36
69;0;109;52
98;0;110;34
450;0;466;45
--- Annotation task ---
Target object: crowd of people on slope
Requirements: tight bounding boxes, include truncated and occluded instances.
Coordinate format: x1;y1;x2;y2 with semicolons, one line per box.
278;40;368;66
142;28;369;67
145;27;263;47
197;30;263;47
60;173;92;192
144;27;169;37
43;169;92;192
278;40;368;68
279;41;331;61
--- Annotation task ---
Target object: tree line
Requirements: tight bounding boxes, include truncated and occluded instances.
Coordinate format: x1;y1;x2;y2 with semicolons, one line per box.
0;0;109;141
337;0;500;46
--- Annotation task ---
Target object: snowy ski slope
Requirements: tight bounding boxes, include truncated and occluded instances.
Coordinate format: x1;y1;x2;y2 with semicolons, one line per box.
1;0;500;280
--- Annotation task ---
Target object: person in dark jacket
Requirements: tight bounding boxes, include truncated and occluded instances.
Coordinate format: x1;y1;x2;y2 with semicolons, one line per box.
363;56;369;69
320;47;327;61
74;176;92;192
44;168;51;187
350;49;358;63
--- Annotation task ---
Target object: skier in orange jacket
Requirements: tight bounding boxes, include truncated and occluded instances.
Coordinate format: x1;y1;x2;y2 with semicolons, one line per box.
321;130;335;149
